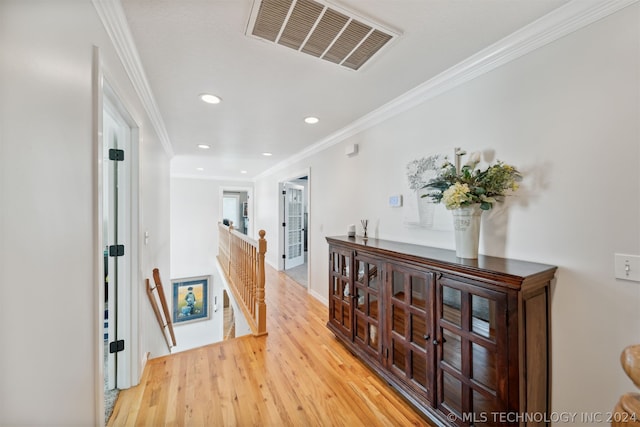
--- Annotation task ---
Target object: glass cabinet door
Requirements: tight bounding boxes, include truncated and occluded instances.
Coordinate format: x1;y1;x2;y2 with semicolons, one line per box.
328;247;352;337
385;263;435;402
353;254;382;360
436;275;508;426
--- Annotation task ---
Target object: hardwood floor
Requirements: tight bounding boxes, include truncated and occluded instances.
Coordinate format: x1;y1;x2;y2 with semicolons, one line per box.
108;265;433;426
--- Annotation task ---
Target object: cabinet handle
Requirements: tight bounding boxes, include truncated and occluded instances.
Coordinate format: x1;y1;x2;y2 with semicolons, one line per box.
432;337;447;346
423;334;430;341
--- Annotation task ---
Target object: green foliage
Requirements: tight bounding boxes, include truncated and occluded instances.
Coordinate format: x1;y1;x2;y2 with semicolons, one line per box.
423;157;522;210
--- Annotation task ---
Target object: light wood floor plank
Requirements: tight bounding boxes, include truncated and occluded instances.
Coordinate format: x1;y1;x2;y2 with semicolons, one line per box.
108;265;433;426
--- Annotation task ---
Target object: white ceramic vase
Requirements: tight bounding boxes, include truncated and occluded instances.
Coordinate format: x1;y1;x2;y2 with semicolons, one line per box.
451;204;483;259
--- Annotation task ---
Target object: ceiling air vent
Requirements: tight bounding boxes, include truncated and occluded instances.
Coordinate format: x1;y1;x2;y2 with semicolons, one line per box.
246;0;399;71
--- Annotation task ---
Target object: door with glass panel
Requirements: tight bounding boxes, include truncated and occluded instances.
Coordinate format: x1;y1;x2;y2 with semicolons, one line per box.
283;183;304;269
353;254;382;361
328;247;352;337
385;263;435;402
435;275;508;426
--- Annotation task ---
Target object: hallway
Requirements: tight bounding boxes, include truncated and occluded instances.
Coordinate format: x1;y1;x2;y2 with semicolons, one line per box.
284;252;308;287
107;264;432;426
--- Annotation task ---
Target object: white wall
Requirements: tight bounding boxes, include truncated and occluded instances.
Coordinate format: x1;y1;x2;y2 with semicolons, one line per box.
254;4;640;422
0;0;170;425
170;177;253;351
138;120;171;365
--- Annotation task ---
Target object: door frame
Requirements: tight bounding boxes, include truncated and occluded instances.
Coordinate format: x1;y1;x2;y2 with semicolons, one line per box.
278;168;311;272
93;47;141;424
103;86;140;390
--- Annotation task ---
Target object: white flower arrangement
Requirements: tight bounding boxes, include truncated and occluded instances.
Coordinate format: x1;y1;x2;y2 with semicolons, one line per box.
424;150;522;210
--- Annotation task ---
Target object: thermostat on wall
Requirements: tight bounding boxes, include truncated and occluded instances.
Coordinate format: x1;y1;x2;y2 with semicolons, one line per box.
389;195;403;207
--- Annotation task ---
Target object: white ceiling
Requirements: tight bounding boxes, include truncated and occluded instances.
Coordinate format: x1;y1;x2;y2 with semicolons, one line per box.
120;0;570;180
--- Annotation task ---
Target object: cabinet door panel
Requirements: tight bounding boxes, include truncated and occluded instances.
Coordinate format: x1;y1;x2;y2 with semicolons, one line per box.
471;294;496;340
355;314;366;341
353;254;382;360
442;328;462;372
442;370;463;419
369;293;379;321
369;324;379;350
472;389;501;424
411;313;427;347
411;275;428;310
392;304;406;334
436;276;508;426
328;248;352;337
355;285;366;312
471;342;496;391
442;286;462;328
392;338;406;371
412;351;428;389
385;263;435;402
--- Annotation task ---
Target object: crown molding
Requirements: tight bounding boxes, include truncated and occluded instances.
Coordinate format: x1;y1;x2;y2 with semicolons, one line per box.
92;0;174;158
254;0;638;181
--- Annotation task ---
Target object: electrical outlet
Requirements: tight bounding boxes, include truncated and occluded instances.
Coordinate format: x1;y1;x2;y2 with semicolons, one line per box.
614;253;640;282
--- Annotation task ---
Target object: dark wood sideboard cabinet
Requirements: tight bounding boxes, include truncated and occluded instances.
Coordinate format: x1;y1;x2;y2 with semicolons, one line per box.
326;236;557;427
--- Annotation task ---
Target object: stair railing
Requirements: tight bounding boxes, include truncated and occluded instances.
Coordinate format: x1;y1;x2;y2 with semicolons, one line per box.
145;268;177;351
217;222;267;336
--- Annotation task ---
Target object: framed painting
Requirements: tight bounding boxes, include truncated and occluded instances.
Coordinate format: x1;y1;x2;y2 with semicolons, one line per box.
172;276;209;324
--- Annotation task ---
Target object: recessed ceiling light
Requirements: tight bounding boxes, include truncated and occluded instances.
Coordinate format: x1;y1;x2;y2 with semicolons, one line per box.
200;94;221;104
262;152;272;157
197;144;211;149
196;167;204;171
304;116;319;124
240;170;247;174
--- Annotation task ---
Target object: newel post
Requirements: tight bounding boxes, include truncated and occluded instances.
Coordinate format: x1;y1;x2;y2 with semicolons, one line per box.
256;229;268;336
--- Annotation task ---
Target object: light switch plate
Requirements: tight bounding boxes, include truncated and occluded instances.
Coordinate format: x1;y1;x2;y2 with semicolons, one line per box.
614;253;640;282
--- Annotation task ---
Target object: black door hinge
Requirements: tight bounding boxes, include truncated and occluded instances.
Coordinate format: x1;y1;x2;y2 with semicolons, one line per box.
282;254;286;259
282;190;286;195
282;222;286;227
109;340;125;353
109;245;125;257
108;149;125;161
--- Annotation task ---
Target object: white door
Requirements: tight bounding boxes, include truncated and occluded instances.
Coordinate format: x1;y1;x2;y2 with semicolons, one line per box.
283;183;305;269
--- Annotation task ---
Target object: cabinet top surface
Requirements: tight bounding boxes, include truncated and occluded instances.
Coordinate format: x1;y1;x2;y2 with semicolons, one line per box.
326;235;557;286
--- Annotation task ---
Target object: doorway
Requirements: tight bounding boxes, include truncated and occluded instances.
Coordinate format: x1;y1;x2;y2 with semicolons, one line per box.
101;83;140;420
280;173;309;288
221;187;251;235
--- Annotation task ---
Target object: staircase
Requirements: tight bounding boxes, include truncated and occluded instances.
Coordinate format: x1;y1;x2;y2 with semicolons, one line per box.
223;290;235;340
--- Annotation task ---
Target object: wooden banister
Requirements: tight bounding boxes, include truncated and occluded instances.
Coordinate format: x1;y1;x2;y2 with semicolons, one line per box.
217;222;268;336
612;344;640;426
145;269;177;351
